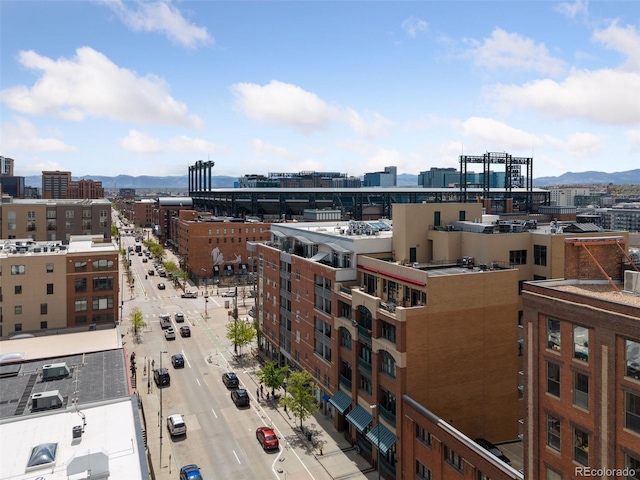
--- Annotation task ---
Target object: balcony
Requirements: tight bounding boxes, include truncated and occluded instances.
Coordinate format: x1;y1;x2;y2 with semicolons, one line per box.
357;356;372;372
358;325;372;340
379;404;396;427
339;285;352;296
339;374;352;390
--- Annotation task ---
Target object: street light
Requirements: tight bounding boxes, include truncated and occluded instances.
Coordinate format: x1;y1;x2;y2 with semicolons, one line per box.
370;404;381;480
283;377;288;413
159;350;167;466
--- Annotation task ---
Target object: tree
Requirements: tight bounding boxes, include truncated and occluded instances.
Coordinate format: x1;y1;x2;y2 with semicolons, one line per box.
280;370;319;428
226;317;256;356
256;360;289;395
129;307;146;340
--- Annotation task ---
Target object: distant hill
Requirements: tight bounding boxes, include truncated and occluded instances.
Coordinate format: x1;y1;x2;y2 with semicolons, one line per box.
23;169;640;189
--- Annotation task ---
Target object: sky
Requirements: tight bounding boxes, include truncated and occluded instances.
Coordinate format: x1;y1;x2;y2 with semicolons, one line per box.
1;0;639;180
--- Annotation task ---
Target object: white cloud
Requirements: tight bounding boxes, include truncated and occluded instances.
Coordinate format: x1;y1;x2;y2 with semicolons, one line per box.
251;139;300;162
487;68;640;126
0;116;77;152
120;129;226;154
452;117;542;149
467;28;565;76
98;0;212;48
231;80;339;134
544;131;606;157
554;0;589;20
0;47;203;128
625;129;640;152
335;139;406;176
232;80;390;138
592;22;640;72
401;16;428;38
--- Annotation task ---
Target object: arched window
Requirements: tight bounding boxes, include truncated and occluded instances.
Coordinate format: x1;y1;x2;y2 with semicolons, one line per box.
380;350;396;378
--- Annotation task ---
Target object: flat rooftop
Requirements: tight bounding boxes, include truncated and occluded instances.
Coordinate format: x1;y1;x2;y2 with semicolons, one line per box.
0;398;143;480
528;279;640;309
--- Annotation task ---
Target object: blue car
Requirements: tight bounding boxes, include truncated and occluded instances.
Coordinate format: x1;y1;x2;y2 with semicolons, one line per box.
180;464;202;480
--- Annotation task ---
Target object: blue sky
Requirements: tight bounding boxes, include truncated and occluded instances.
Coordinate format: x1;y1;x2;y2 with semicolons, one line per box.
1;0;638;180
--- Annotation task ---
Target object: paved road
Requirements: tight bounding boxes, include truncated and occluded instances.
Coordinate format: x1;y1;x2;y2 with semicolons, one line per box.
119;230;375;480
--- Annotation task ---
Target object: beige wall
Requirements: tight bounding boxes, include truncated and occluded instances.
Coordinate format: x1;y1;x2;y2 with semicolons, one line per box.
1;253;68;335
0;203;48;241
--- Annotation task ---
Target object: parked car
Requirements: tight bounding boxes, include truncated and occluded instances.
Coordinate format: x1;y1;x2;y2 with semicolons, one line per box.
148;269;155;276
221;290;236;297
474;438;511;464
171;354;185;368
165;328;176;340
154;368;170;387
231;388;250;407
167;413;187;436
181;291;198;298
142;257;148;263
179;464;202;480
256;427;279;451
157;282;166;290
222;372;239;388
175;312;185;323
180;326;191;338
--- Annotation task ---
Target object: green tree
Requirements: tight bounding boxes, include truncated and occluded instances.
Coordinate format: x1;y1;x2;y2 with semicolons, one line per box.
150;243;165;261
111;224;119;240
129;307;146;339
163;261;179;274
280;370;319;428
256;360;290;396
225;317;256;356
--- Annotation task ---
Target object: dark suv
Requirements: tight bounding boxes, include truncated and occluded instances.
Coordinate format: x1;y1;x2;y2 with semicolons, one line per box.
222;372;239;388
154;368;171;387
231;389;250;407
474;438;511;464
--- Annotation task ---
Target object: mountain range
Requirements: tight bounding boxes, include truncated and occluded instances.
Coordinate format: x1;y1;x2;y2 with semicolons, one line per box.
23;169;640;190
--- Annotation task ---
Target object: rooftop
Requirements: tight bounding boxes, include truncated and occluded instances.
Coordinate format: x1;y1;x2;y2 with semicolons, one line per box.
527;278;640;309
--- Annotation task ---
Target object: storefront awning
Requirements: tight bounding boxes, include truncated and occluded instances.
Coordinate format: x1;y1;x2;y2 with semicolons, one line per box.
328;390;352;414
365;422;397;455
345;405;372;433
310;251;329;262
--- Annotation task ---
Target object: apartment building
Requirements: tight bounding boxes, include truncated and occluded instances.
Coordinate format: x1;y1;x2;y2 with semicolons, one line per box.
522;244;640;479
0;198;112;243
548;187;592;207
67;179;105;199
133;199;155;228
42;170;72;199
175;210;270;282
0;236;119;337
0;156;14;176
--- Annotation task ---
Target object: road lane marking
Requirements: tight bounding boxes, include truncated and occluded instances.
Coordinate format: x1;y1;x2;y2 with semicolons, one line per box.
233;450;241;464
195;378;201;387
211;407;218;419
181;350;192;368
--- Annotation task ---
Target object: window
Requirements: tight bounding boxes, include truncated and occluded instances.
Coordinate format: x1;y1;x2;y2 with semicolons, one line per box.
11;265;25;275
66;210;74;218
443;445;462;470
15;305;22;315
380;387;396;420
574;326;589;362
40;303;48;315
47;284;54;295
341;328;352;350
381;351;396;378
434;211;441;227
15;285;22;295
92;277;113;291
547;318;561;351
75;261;87;272
625;454;640;480
75;298;87;312
625;391;640;434
574;371;589;410
82;209;92;218
14;323;22;332
75;278;87;292
458;210;466;221
626;340;640;379
360;374;372;394
574;427;589;466
46;263;54;273
92;259;114;271
92;296;114;310
546;468;562;480
75;315;87;324
47;210;56;219
534;244;547;266
82;219;92;230
416;460;432;479
509;249;527;265
40;321;48;329
416;424;431;446
547;362;560;397
381;320;396;343
65;220;74;229
547;414;561;451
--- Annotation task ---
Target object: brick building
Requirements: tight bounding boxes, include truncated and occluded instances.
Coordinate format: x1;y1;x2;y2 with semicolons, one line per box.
522;239;640;479
67;179;105;199
42;170;72;199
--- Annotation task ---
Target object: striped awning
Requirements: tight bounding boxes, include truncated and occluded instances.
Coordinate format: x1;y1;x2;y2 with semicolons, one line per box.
328;390;352;414
345;405;372;433
366;422;397;455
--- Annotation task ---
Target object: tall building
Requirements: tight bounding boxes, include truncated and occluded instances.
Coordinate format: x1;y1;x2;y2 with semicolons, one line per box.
0;156;14;176
67;179;105;199
548;187;592;206
364;166;397;187
42;170;72;199
522;242;640;479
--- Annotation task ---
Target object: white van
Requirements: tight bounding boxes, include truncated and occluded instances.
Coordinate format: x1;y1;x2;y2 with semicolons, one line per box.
159;314;172;329
167;414;186;436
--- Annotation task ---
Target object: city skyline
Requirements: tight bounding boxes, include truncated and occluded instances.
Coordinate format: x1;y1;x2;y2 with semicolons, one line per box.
1;1;638;179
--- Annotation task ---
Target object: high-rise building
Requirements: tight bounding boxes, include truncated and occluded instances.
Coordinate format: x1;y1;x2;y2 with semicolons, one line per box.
42;170;72;199
364;166;397;187
0;156;14;176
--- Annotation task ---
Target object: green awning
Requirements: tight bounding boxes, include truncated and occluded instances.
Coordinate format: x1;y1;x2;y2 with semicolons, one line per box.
328;390;352;414
345;405;372;433
366;423;397;455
